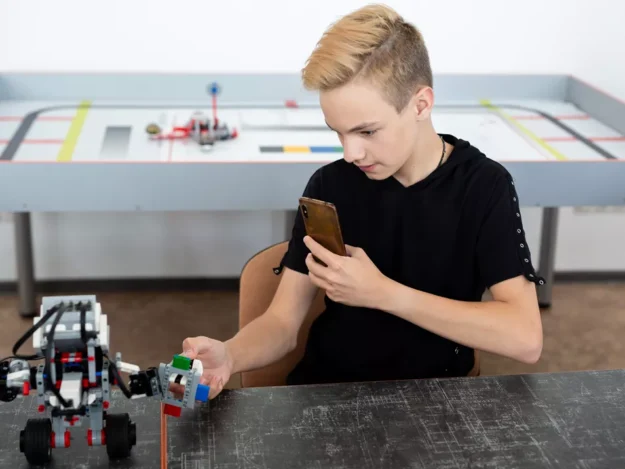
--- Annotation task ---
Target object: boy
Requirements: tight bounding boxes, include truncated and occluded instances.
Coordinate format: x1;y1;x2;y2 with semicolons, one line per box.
175;4;544;399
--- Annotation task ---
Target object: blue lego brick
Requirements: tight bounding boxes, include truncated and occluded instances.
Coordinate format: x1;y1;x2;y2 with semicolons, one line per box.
195;384;210;402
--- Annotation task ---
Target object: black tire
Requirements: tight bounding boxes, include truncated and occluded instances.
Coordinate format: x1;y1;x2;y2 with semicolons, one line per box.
19;418;52;465
105;413;137;460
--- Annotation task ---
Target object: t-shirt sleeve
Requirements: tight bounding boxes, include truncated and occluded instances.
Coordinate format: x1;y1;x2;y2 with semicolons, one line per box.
476;170;545;289
278;169;324;275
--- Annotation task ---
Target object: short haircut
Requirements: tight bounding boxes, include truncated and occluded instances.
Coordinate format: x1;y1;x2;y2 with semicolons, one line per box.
301;3;433;113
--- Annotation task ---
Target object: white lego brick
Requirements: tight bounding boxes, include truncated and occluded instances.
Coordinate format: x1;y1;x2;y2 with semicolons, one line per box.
7;368;30;388
61;371;82;405
32;318;42;350
87;388;100;405
118;361;140;374
49;372;83;408
99;313;109;352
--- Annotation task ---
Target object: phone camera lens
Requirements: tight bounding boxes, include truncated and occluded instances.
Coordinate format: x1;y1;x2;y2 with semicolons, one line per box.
302;205;308;218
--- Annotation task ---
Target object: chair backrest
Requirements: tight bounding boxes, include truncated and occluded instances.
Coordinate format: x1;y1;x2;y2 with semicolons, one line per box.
238;241;480;387
238;241;326;388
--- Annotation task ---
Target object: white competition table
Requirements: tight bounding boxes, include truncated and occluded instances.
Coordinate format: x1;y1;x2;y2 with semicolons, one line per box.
1;73;624;315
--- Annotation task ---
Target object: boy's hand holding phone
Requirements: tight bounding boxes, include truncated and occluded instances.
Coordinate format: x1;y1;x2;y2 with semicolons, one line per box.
303;235;390;310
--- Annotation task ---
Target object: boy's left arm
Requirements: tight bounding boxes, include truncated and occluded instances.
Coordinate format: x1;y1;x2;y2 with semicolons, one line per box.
376;274;543;364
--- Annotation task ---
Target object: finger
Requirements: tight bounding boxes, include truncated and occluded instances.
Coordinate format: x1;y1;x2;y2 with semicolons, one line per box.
208;375;224;400
169;382;185;400
181;338;198;358
307;253;342;286
305;253;330;279
308;270;333;292
181;336;210;359
304;236;341;268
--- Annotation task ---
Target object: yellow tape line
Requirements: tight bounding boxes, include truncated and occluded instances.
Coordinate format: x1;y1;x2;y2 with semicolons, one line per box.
283;146;310;153
479;99;567;161
57;100;91;162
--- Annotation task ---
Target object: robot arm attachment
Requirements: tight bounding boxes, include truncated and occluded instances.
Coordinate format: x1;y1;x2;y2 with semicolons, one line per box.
126;353;210;417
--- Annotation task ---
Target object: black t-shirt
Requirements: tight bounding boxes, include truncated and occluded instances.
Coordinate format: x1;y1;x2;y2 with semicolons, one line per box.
279;134;544;385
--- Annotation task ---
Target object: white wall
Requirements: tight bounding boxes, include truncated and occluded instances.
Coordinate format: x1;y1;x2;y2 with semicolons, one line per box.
0;0;587;74
570;1;625;101
0;0;623;282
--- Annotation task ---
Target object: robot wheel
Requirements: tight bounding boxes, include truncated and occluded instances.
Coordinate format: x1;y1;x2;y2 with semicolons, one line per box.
105;413;137;460
20;418;52;466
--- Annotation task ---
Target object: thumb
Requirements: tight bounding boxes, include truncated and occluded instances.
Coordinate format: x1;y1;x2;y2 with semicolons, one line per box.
181;337;204;359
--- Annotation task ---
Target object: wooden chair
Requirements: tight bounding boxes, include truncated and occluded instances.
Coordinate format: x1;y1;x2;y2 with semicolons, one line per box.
238;241;326;388
238;241;480;388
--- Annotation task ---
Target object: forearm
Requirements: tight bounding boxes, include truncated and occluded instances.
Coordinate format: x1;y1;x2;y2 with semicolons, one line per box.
377;278;542;363
224;312;296;375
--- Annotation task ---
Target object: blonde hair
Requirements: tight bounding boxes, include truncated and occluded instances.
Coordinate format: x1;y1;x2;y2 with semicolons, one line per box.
302;4;432;112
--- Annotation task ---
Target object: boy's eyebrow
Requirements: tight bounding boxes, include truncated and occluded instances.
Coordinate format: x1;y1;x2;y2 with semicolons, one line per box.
325;120;379;132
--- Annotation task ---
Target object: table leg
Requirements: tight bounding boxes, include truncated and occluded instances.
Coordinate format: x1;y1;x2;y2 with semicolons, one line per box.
537;207;559;309
14;212;37;317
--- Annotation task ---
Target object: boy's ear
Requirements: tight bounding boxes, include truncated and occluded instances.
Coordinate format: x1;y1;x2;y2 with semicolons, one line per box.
413;87;434;120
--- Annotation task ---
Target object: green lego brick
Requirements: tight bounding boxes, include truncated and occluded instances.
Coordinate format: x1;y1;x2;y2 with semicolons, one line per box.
172;354;191;371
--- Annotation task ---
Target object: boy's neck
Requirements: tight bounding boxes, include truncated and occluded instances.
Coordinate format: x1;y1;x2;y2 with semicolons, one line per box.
394;124;449;187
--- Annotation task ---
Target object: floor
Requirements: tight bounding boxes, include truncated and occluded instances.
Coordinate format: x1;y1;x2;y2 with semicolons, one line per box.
2;281;625;390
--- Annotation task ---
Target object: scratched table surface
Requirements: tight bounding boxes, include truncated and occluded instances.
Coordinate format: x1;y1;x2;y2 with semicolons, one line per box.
2;369;625;468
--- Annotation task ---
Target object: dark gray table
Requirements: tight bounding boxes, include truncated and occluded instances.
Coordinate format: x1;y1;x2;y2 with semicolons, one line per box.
2;369;625;468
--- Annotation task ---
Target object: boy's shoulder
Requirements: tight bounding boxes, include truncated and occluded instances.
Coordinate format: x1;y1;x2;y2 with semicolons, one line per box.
443;134;513;182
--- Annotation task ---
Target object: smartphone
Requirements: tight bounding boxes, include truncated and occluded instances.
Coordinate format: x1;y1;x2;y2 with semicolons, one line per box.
298;197;347;265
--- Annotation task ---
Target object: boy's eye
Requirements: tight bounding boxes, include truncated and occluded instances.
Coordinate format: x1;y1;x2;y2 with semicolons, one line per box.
361;130;376;136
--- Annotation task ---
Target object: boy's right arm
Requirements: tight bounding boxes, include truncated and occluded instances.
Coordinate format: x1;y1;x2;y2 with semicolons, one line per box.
225;266;319;374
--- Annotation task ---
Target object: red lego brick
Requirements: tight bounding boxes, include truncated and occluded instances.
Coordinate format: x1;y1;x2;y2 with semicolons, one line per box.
163;404;182;417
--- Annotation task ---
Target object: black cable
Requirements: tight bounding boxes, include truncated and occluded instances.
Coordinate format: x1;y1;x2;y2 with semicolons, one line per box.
80;304;88;346
6;304;61;362
44;302;71;408
104;353;133;398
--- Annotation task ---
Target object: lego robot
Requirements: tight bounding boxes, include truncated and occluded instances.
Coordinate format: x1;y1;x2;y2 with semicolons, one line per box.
145;82;238;150
0;295;210;466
